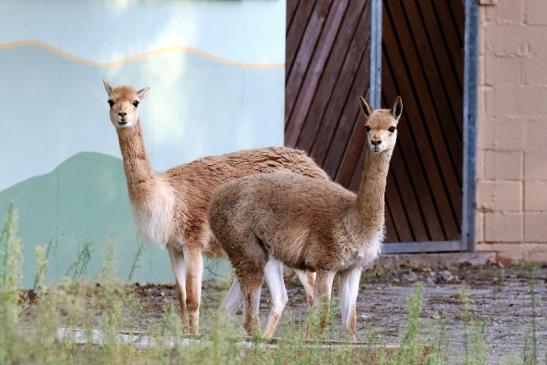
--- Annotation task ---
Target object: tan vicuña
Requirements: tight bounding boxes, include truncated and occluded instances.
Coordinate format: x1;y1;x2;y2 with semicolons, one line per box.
209;96;403;340
103;81;326;334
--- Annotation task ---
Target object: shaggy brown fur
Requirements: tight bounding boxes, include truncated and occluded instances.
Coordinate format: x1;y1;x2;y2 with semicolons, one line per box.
209;96;403;340
103;81;328;334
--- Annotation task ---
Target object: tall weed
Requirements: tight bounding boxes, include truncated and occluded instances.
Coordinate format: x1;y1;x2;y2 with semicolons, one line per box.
0;205;22;364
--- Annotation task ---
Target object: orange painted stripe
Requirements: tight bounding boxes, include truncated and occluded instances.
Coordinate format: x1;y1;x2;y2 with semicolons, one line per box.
0;39;284;70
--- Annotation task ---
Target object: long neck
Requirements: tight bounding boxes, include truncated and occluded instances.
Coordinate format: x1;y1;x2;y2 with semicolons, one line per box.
348;148;393;236
116;120;156;202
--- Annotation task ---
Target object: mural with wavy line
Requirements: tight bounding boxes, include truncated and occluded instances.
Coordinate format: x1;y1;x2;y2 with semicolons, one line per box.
0;0;285;286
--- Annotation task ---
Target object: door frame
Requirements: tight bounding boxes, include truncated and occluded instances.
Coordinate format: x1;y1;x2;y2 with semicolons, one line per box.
372;0;479;254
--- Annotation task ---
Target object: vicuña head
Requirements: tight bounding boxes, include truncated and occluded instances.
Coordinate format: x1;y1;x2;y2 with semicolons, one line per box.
103;80;150;128
359;96;403;153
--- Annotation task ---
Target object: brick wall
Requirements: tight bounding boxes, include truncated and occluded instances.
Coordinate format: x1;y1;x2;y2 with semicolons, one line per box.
476;0;547;261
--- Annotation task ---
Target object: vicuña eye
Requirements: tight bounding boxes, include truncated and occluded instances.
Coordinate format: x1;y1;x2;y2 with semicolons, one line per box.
365;126;371;132
133;100;140;107
108;100;115;107
388;126;396;133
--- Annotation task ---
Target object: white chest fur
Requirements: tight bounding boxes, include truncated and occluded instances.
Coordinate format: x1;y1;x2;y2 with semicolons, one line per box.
356;233;382;268
340;223;384;269
132;182;175;248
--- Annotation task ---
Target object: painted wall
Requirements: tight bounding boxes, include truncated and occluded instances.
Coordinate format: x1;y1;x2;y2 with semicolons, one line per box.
0;0;286;286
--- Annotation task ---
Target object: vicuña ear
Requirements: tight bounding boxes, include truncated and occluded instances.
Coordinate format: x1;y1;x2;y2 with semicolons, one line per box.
391;96;403;120
103;79;113;96
359;96;373;118
137;87;150;100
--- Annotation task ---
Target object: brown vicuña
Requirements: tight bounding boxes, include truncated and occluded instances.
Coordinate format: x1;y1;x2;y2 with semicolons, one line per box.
209;96;403;340
103;81;326;334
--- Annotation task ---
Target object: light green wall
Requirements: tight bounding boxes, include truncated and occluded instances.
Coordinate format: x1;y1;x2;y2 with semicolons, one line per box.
0;0;285;287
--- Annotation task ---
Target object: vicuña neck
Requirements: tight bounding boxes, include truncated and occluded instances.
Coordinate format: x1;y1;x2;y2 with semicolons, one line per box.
348;148;393;236
116;120;156;201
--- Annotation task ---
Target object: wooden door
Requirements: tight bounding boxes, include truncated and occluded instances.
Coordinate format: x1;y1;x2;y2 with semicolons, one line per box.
285;0;465;251
381;0;464;247
285;0;373;188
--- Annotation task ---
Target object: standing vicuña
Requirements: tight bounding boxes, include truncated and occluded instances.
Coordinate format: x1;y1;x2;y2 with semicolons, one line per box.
209;96;402;340
103;81;326;334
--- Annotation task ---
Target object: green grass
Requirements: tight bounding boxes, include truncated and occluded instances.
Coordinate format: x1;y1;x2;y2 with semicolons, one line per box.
0;206;543;365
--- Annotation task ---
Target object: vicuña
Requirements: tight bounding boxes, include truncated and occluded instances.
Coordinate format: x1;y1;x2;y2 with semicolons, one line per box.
103;81;326;334
209;96;403;340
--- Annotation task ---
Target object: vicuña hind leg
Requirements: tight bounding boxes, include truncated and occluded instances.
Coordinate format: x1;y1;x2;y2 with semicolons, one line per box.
309;270;336;336
184;249;203;335
212;221;266;336
337;267;362;342
241;281;262;336
306;270;336;337
295;270;315;306
233;245;265;336
263;259;288;338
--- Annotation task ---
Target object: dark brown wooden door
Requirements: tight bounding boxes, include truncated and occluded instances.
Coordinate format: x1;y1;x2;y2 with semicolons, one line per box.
381;0;464;244
285;0;465;248
285;0;372;189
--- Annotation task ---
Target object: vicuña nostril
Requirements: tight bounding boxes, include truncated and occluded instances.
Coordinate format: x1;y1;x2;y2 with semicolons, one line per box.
119;112;127;117
371;140;381;146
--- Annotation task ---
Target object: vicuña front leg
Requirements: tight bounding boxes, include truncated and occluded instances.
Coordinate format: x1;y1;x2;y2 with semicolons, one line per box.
168;246;187;329
184;249;203;335
221;278;242;315
337;267;362;342
263;259;288;338
222;268;313;318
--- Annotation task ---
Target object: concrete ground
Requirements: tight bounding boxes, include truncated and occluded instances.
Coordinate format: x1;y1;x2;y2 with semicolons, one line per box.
133;262;546;364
